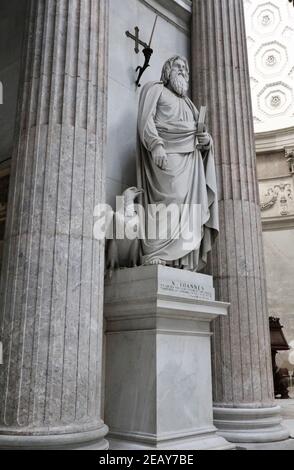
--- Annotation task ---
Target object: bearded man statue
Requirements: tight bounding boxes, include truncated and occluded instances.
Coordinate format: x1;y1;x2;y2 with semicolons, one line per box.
137;56;219;271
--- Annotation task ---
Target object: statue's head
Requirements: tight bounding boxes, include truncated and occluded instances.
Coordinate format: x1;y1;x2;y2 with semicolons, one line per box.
160;56;190;97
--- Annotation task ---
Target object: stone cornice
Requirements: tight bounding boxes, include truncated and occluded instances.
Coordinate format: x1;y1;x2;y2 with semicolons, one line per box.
139;0;192;33
255;127;294;154
262;215;294;232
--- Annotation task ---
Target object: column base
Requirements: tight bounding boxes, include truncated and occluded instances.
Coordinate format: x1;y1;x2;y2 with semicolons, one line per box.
108;428;235;450
0;424;109;450
214;406;290;443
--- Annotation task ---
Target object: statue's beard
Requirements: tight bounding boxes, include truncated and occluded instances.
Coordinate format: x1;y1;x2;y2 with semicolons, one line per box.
169;73;189;97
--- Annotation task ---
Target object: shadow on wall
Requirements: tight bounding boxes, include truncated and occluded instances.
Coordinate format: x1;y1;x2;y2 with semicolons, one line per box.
0;0;29;163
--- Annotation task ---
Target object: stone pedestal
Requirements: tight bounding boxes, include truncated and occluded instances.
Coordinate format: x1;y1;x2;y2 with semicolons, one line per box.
104;266;234;450
0;0;109;449
191;0;289;443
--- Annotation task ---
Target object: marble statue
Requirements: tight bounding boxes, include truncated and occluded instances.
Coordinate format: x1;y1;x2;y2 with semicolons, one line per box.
137;56;219;271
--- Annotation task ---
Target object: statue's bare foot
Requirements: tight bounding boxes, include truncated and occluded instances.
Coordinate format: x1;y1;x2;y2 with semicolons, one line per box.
145;259;166;266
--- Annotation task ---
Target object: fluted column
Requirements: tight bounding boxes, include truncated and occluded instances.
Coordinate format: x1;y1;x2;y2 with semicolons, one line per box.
0;0;109;449
191;0;288;443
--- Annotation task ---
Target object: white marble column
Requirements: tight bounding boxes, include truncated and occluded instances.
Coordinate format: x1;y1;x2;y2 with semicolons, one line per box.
0;0;109;449
191;0;289;443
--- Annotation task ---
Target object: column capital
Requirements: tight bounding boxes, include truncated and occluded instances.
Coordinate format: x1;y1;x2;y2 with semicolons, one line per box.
285;147;294;174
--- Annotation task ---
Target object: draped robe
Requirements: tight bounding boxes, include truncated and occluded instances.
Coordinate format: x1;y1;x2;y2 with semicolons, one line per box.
137;81;219;271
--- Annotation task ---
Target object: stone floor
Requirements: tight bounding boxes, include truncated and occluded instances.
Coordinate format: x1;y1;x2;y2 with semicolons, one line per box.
278;397;294;439
241;438;294;451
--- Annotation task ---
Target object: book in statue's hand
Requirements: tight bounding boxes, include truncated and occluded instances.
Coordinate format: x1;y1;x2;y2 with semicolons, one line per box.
196;106;207;149
197;106;207;133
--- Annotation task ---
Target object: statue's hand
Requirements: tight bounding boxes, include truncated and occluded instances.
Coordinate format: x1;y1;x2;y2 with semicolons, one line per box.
152;145;168;170
196;132;211;150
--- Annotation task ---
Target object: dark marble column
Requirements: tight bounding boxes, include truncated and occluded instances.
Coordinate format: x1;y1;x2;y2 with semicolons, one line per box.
191;0;289;443
0;0;109;449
